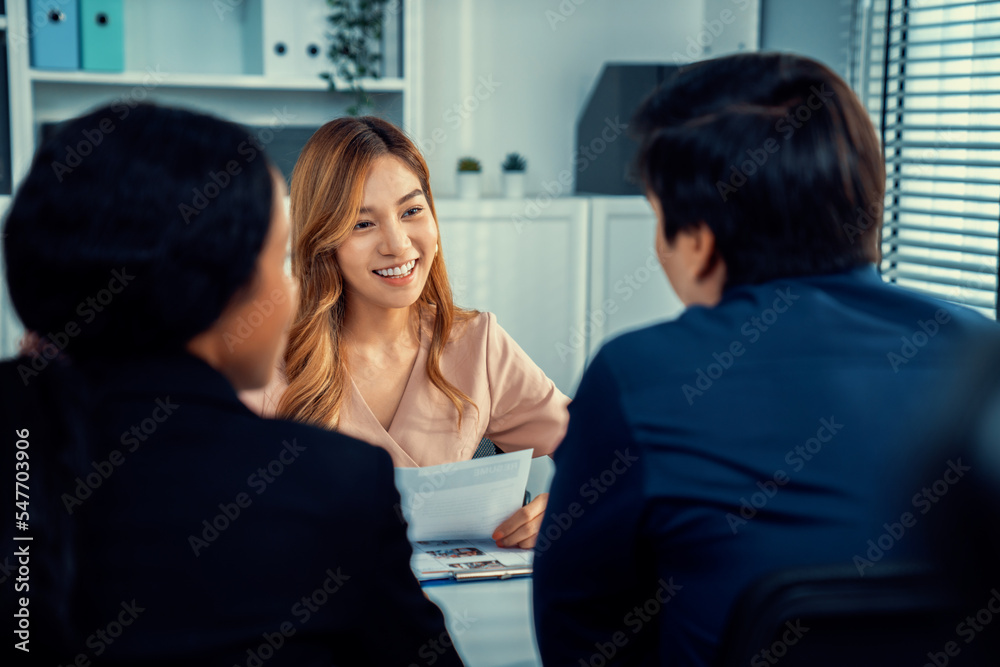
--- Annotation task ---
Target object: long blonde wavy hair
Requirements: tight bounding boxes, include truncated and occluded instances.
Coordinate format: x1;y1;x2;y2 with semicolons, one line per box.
277;116;477;429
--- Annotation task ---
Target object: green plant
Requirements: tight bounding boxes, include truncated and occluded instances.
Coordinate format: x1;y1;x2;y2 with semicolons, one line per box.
457;157;482;172
501;153;527;172
322;0;389;116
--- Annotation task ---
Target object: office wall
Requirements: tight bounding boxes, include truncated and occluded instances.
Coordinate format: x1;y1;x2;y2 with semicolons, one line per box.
415;0;759;198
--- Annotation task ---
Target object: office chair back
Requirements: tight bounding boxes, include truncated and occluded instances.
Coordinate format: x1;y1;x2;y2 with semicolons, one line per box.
472;437;500;458
713;562;992;667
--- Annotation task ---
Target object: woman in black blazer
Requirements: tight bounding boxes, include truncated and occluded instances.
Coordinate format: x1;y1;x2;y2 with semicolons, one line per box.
0;104;462;666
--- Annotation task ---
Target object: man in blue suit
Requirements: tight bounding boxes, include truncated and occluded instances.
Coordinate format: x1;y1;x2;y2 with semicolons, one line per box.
532;53;996;666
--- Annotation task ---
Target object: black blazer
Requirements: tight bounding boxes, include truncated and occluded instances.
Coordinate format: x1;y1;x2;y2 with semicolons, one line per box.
1;351;462;666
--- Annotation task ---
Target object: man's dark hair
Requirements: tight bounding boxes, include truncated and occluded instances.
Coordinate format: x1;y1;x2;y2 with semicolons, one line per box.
633;52;884;286
4;103;275;358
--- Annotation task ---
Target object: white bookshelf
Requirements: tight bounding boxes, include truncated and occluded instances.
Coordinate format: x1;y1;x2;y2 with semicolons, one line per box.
7;0;422;186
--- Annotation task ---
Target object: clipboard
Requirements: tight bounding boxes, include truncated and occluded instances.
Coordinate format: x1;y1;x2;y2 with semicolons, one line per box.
420;566;533;586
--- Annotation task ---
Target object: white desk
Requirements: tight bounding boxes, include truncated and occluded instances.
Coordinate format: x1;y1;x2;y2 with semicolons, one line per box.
418;456;552;665
423;577;541;667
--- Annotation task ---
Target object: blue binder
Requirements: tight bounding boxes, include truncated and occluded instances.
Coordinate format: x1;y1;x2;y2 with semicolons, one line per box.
80;0;124;71
28;0;80;70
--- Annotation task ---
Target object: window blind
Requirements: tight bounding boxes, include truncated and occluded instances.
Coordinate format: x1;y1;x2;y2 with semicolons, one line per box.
852;0;1000;318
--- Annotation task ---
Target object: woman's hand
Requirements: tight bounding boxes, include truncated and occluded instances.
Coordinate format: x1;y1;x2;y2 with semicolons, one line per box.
492;493;549;549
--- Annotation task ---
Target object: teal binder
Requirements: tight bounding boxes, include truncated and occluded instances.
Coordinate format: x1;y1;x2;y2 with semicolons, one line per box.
80;0;124;71
28;0;80;70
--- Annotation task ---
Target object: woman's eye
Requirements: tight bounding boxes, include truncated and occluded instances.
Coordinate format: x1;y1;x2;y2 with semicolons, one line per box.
354;221;374;230
403;206;423;218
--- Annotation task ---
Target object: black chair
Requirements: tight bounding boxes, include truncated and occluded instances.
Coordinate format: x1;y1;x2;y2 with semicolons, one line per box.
713;562;991;667
472;437;500;458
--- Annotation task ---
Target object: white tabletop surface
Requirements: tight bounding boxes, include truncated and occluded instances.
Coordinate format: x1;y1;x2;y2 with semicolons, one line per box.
423;577;542;667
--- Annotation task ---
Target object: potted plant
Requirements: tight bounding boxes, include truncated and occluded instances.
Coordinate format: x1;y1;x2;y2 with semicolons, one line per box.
501;152;527;198
323;0;389;116
457;157;482;199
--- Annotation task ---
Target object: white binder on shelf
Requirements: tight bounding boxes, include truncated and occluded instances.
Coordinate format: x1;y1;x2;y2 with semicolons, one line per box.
261;0;298;78
261;0;395;84
298;0;329;81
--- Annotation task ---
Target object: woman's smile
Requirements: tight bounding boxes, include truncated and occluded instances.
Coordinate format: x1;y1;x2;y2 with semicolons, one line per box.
373;258;418;284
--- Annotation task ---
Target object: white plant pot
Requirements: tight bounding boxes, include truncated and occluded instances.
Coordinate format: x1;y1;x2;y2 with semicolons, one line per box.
502;171;526;199
457;172;482;199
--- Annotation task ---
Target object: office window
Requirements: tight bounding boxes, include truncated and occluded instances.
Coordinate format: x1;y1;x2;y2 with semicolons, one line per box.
852;0;1000;318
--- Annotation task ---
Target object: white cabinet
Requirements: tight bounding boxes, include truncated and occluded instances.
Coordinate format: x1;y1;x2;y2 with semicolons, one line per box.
587;197;684;361
436;198;590;396
436;196;685;397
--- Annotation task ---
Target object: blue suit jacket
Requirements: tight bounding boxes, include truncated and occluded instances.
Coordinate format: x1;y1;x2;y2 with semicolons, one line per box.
533;265;995;667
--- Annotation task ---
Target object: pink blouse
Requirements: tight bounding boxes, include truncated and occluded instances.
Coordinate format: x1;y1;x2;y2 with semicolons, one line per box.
240;312;570;468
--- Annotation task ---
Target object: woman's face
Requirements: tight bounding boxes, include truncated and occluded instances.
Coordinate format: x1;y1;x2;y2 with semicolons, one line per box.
335;155;438;312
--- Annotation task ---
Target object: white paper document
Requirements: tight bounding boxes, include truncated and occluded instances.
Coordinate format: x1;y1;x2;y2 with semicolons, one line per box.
394;450;534;581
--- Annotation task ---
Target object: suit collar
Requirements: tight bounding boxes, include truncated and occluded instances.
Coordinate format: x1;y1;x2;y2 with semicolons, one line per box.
720;263;881;303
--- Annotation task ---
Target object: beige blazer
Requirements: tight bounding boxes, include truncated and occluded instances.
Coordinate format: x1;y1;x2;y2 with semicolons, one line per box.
241;312;570;468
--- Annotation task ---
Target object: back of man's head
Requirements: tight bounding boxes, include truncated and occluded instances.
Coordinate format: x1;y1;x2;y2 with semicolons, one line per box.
633;53;884;287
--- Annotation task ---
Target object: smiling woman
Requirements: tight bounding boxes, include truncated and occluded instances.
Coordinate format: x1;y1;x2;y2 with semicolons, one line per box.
241;116;570;549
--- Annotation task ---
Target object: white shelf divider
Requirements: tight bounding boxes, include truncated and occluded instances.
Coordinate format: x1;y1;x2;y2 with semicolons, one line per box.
29;69;406;93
